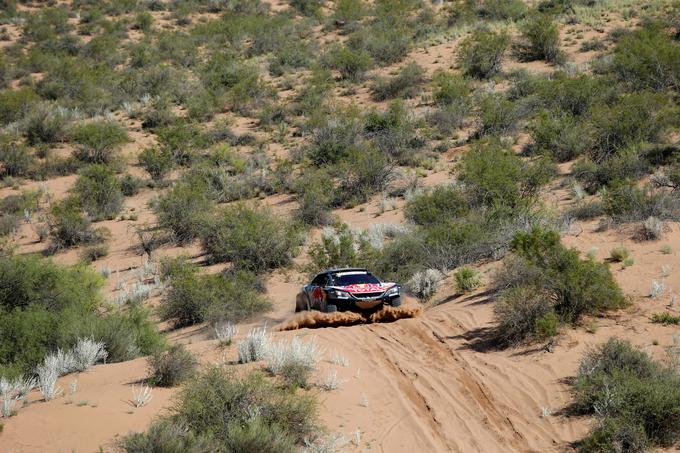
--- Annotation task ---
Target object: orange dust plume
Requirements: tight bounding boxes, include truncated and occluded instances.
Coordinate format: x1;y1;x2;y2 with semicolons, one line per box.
277;305;422;331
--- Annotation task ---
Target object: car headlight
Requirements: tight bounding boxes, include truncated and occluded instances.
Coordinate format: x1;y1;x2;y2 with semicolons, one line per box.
385;286;400;297
330;290;350;299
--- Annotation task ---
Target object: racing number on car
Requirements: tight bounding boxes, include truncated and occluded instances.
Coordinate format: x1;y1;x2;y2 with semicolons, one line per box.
311;287;325;305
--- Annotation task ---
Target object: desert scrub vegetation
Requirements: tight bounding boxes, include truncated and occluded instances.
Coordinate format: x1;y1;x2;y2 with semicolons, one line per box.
147;344;197;387
153;181;213;244
200;204;304;272
457;28;510;79
120;367;318;453
71;164;123;220
572;338;680;452
69;120;129;165
515;15;563;63
159;258;270;328
370;61;425;101
493;228;626;345
0;255;161;378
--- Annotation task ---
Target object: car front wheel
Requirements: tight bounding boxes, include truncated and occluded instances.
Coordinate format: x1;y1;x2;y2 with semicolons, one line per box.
389;297;402;308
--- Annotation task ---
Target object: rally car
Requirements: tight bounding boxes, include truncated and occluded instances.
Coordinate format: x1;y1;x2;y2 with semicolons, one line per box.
295;268;402;313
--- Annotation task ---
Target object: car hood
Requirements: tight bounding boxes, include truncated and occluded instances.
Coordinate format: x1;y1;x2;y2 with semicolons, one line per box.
328;283;396;294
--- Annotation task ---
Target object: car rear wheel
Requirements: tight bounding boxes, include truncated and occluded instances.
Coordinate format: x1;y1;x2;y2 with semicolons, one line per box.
389;297;402;308
325;304;338;313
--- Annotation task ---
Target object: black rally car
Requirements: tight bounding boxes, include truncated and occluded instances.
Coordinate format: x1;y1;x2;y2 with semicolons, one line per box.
295;268;402;313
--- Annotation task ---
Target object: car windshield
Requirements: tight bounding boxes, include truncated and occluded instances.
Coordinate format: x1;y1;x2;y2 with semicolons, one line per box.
331;272;380;286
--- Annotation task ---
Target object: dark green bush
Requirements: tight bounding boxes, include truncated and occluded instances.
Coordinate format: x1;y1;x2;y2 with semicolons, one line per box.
138;147;174;182
72;164;123;220
323;45;372;81
476;0;526;20
154;182;212;243
493;228;626;345
370;61;425;101
0;138;33;177
460;140;553;208
148;344;197;387
120;173;144;197
432;70;471;107
160;259;270;328
70;120;129;164
363;101;424;165
609;23;680;91
290;0;323;16
347;16;411;65
333;147;393;206
457;28;510;79
23;102;69;145
588;91;675;162
79;243;109;263
516;15;562;63
476;93;520;136
307;107;363;166
293;168;334;226
48;197;102;249
121;367;316;452
308;223;378;272
200;204;304;272
528;109;591;162
404;185;469;225
573;338;680;452
573;147;650;194
0;87;40;125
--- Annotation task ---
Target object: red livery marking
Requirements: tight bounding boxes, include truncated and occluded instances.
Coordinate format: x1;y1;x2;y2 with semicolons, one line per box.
312;286;325;302
340;283;391;294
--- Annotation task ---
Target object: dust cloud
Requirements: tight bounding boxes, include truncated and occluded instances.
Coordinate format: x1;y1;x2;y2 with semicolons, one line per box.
277;305;422;331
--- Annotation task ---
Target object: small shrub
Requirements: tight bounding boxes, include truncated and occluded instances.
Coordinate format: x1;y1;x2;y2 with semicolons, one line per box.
200;204;304;272
405;185;469;226
138;147;174;183
495;286;556;345
148;344;197;387
457;28;510;79
573;338;680;451
154;182;212;243
160;259;270;328
637;216;664;241
267;337;319;388
120;174;143;197
213;322;238;346
651;312;680;326
370;61;425;101
324;45;372;81
0;140;33;177
477;93;520;137
290;0;323;16
516;15;562;63
71;337;107;372
48;198;101;249
528;110;591;162
80;243;109;263
293;168;334;226
406;269;444;301
476;0;526;20
609;246;629;262
660;244;672;254
454;267;481;293
72;164;123;220
70;120;129;164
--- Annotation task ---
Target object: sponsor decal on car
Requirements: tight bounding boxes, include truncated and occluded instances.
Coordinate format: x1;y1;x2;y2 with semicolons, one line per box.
312;286;325;303
333;283;395;294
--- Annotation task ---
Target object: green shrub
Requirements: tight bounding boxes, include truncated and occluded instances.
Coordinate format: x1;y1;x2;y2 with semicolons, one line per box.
0;87;40;125
148;344;197;387
80;243;109;263
293;168;334;226
459;139;553;208
308;223;377;272
528;109;591;162
363;101;424;165
0;139;33;177
120;173;144;197
573;338;680;451
404;185;469;226
138;147;174;182
347;17;411;65
609;24;680;91
517;15;562;63
324;45;372;81
48;197;102;249
493;228;626;344
454;267;480;293
154;182;212;243
72;164;123;220
200;204;304;272
0;255;155;374
432;70;471;107
122;367;316;451
476;0;526;20
477;93;520;136
333;147;393;206
160;259;270;328
457;28;510;79
70;120;129;164
600;181;670;222
23;102;69;145
609;246;629;262
307;107;363;166
119;420;217;453
651;312;680;325
588;91;675;162
290;0;323;16
370;61;425;101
